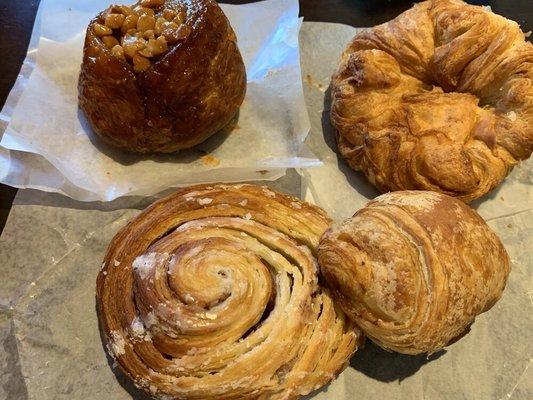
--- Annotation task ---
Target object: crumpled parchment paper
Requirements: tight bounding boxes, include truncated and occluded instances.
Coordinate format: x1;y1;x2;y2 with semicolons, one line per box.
0;21;531;400
0;0;317;202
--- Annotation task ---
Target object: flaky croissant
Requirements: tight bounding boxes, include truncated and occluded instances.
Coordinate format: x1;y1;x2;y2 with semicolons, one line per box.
79;0;246;153
318;190;510;355
96;184;360;399
331;0;532;202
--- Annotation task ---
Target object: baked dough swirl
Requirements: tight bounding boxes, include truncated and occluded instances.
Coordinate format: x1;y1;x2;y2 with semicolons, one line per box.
318;191;510;354
331;0;532;202
96;184;360;399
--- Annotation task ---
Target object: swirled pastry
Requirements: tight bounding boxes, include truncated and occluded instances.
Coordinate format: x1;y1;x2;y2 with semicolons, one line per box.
318;191;510;354
79;0;246;153
96;184;360;399
330;0;532;202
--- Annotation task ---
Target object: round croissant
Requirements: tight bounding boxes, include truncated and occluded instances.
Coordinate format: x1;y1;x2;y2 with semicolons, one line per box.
318;191;510;355
79;0;246;153
96;184;360;399
330;0;532;202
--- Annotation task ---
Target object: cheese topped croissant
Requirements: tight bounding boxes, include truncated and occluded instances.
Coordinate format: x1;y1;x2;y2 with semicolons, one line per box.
96;184;360;399
331;0;532;202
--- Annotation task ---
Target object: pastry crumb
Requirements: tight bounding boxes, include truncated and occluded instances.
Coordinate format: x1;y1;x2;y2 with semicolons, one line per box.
201;155;220;167
305;73;326;92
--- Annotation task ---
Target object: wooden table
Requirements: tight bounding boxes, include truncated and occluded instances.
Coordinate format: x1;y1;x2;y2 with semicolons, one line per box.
0;0;531;233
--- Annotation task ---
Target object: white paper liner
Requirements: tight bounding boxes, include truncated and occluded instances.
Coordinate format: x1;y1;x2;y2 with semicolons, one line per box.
0;0;319;201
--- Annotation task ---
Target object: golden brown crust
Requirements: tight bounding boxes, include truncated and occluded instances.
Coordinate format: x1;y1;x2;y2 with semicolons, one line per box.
79;0;246;153
330;0;532;202
96;183;361;399
318;190;510;355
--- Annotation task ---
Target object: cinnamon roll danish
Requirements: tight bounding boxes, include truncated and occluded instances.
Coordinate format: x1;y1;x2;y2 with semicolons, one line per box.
96;184;360;399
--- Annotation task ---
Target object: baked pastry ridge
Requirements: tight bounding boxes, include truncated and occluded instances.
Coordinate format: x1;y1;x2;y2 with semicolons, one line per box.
96;184;360;399
318;190;511;354
79;0;246;153
331;0;532;202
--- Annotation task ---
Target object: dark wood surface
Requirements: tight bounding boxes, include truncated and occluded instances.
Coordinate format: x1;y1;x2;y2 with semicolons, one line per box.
0;0;531;233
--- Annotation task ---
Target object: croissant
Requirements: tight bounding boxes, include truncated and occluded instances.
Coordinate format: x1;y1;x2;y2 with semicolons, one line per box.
96;184;360;399
79;0;246;153
318;190;510;355
330;0;533;202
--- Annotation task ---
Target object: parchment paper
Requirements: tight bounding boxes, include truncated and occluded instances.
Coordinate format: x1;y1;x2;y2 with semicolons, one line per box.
0;22;531;400
0;0;317;202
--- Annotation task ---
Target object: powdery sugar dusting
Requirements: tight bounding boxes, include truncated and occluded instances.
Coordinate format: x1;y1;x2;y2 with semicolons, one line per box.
375;192;440;212
149;384;158;394
197;198;213;205
262;188;276;198
133;253;167;280
144;311;158;328
130;316;151;341
183;293;195;303
371;261;399;313
290;201;302;209
108;330;126;357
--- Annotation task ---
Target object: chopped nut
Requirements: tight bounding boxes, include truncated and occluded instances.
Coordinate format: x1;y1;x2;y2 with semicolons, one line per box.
133;53;151;72
162;8;176;21
155;35;168;52
111;44;125;60
122;34;147;58
154;17;168;35
116;5;134;16
121;14;139;34
94;23;113;36
156;20;177;36
140;0;164;7
139;36;168;57
102;35;120;49
163;24;191;44
134;6;155;16
143;29;155;40
139;36;168;58
175;9;187;24
105;13;125;29
137;14;156;32
100;1;184;69
138;48;152;58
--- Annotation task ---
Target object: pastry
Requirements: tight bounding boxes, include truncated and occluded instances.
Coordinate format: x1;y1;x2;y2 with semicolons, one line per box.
330;0;532;202
318;190;510;354
79;0;246;153
96;184;360;399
